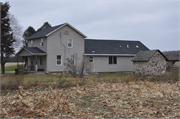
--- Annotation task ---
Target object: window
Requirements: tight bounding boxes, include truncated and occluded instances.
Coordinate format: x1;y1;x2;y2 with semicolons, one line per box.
109;56;117;64
57;55;62;65
70;55;74;64
39;56;45;66
31;40;33;47
40;38;43;47
89;56;93;62
67;39;73;48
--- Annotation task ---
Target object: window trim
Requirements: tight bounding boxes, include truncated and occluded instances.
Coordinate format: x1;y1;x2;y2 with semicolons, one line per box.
31;40;33;47
39;56;45;66
56;55;62;66
67;38;73;48
70;55;75;64
109;56;117;65
40;38;43;47
89;56;94;62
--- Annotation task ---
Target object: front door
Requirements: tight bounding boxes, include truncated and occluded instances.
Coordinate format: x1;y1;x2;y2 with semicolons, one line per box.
31;60;34;71
35;56;38;71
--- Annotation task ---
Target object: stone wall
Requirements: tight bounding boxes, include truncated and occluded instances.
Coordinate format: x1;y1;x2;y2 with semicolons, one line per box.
133;51;166;75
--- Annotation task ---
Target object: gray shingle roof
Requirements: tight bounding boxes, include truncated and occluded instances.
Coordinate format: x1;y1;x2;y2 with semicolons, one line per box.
132;50;168;62
23;47;47;55
27;23;66;40
85;39;149;55
132;50;157;61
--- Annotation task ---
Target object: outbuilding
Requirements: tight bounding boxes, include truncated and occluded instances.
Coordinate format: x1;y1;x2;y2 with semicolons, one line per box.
132;50;168;75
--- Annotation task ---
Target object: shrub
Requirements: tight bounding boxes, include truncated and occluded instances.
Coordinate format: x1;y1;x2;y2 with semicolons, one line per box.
65;53;93;78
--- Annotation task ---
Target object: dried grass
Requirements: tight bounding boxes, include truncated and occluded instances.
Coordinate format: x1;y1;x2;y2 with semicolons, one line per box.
1;76;179;118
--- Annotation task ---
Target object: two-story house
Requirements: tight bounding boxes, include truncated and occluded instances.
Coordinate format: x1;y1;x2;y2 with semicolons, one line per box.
16;23;149;73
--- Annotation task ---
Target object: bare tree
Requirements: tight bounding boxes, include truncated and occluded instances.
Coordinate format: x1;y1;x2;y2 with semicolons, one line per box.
8;13;23;52
65;54;93;78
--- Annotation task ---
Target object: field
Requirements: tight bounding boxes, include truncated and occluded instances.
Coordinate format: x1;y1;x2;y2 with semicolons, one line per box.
0;72;179;118
0;63;25;73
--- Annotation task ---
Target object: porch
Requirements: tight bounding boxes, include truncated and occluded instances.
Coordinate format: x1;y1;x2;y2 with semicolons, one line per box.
16;47;47;74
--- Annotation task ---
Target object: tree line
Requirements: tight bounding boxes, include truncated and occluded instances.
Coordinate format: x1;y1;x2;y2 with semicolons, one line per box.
162;50;179;57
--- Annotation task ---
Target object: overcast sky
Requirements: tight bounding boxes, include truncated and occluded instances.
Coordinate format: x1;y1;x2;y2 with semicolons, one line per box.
2;0;179;51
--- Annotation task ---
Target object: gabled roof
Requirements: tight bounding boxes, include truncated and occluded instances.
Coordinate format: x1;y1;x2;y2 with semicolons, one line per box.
84;39;149;56
27;23;87;40
166;55;179;61
132;50;168;62
27;24;65;40
16;47;47;56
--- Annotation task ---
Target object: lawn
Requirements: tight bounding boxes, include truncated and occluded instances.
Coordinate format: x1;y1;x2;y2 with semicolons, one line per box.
4;65;17;71
0;63;25;73
0;72;179;118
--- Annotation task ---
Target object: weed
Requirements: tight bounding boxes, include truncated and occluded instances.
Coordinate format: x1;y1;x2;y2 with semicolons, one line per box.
1;74;24;90
78;78;87;86
55;74;68;88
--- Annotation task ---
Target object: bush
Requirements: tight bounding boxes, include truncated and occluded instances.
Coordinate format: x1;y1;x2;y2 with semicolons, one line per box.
65;53;93;78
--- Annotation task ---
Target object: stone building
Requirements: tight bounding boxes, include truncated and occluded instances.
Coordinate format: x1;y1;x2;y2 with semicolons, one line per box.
132;50;168;75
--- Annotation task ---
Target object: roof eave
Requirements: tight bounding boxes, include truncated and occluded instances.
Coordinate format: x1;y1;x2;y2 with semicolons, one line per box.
31;53;47;56
84;53;136;56
46;23;87;38
15;47;33;56
45;23;66;37
132;60;149;62
27;36;47;40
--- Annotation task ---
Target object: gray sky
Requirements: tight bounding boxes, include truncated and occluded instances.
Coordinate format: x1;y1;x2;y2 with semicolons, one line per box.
2;0;179;51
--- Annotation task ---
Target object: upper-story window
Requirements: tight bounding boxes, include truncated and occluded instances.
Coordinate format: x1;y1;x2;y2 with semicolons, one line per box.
67;39;73;48
40;38;43;47
31;40;33;47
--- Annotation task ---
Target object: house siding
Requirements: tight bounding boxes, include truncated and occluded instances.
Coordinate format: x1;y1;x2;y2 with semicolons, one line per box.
17;50;31;56
28;38;47;52
46;25;85;73
133;51;166;75
92;56;134;72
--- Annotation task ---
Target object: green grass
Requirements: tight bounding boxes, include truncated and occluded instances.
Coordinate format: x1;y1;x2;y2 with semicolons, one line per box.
5;65;17;71
0;64;24;74
1;73;130;92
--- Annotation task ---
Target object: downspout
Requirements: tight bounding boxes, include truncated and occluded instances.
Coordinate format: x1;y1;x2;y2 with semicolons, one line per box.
59;32;66;65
